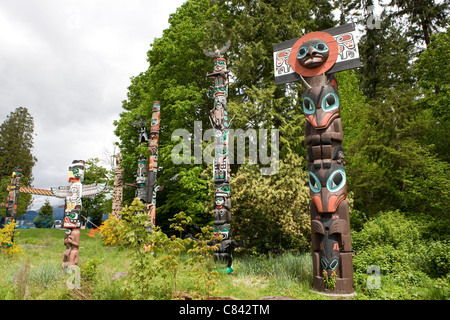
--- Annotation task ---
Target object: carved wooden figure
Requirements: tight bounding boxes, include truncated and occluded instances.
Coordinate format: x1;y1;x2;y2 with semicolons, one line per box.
204;40;239;273
273;24;361;294
51;160;107;268
111;152;124;219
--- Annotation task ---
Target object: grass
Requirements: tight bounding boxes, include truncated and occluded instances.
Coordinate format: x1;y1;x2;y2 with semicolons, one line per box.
2;228;447;300
0;228;325;300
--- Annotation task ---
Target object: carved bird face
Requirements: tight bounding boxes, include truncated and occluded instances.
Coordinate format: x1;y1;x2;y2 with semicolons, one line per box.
68;160;85;183
297;39;330;69
308;162;347;213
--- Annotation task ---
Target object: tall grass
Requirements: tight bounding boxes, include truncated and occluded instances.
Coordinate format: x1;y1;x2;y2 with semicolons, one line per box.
235;252;313;283
1;229;323;300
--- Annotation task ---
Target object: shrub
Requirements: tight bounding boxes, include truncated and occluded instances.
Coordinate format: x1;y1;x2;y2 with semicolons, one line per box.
417;240;450;279
352;210;421;251
352;211;450;299
99;213;126;246
0;221;23;257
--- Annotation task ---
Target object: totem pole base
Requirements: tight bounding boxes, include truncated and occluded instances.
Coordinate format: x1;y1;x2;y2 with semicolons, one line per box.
311;276;355;296
310;288;356;299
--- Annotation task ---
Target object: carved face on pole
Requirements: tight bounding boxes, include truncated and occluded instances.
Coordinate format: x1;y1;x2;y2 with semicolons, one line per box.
308;162;347;213
65;160;85;228
297;39;330;69
68;160;85;183
214;223;231;240
289;31;338;78
303;84;340;129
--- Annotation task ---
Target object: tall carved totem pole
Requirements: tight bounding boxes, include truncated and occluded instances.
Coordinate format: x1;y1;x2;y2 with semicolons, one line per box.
51;160;107;268
4;167;22;225
127;101;161;228
111;152;124;219
146;101;161;227
273;24;361;294
204;40;240;274
128;117;150;203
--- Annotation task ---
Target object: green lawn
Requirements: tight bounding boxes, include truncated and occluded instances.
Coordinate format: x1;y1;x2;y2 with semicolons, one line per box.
0;228;325;300
3;228;447;300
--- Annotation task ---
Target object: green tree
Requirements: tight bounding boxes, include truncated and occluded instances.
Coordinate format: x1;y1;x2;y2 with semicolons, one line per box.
114;0;214;230
231;153;311;253
0;107;37;217
82;158;110;228
34;199;54;228
413;28;450;162
385;0;449;46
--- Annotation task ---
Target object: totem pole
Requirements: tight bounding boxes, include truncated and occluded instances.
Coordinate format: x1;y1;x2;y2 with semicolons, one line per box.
273;24;361;294
145;101;161;227
1;168;22;245
111;152;124;219
127;102;162;228
203;40;240;274
128;117;150;203
51;160;107;268
4;167;22;225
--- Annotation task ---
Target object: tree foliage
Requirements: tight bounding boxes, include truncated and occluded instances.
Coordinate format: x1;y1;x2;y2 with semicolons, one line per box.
34;199;54;228
113;0;449;255
0;107;36;217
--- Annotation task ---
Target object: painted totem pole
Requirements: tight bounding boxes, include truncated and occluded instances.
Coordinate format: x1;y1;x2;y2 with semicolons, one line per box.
51;160;107;268
145;101;161;227
1;168;22;246
128;117;150;203
4;167;22;225
204;40;240;274
273;24;361;294
111;152;124;219
127;102;162;228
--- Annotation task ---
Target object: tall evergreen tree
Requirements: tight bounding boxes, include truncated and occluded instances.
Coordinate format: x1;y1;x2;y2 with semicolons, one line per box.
34;199;54;228
0;107;36;217
385;0;449;46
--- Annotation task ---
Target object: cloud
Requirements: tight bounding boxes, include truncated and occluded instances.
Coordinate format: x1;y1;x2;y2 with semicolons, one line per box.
0;0;186;209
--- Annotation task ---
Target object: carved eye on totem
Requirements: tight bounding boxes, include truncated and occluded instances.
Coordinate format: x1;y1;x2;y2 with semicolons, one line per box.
321;257;339;271
297;39;330;69
217;184;230;194
308;171;321;193
321;92;339;111
303;97;316;114
326;169;346;192
68;211;78;220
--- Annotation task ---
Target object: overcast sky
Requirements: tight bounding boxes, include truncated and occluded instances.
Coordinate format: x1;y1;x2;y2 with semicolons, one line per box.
0;0;186;210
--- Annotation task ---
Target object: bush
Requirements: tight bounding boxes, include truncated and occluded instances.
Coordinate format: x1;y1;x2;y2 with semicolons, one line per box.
352;210;421;251
99;213;126;246
417;240;450;279
0;221;23;257
352;211;450;299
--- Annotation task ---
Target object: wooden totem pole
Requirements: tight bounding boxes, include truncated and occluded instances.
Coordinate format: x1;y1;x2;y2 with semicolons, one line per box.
204;40;240;273
111;152;124;219
128;117;150;203
273;24;361;294
146;101;161;227
3;167;22;225
51;160;107;269
0;168;22;246
127;101;161;228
